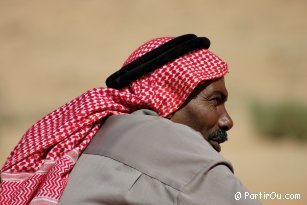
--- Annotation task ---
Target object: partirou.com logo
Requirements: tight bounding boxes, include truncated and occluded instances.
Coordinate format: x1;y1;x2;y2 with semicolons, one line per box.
234;191;301;201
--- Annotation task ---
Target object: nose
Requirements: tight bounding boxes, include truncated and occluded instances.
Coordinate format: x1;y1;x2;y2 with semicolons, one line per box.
218;110;233;131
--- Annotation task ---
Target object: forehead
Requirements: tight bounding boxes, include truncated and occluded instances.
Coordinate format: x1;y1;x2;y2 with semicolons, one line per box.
183;77;227;105
204;77;227;94
192;77;227;97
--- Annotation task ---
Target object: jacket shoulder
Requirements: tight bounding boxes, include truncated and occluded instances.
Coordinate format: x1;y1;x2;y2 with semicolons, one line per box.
85;110;232;191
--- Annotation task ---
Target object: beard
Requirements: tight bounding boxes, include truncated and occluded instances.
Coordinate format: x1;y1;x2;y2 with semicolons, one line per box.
207;129;228;152
208;129;228;143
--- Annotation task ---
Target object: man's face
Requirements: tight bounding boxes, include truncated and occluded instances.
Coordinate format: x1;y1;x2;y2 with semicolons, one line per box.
171;77;233;152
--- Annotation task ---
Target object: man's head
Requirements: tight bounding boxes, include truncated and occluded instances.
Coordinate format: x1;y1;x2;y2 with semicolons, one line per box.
107;34;232;151
171;77;233;152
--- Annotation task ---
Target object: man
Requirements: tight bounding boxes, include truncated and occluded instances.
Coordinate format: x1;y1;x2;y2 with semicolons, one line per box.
1;34;261;205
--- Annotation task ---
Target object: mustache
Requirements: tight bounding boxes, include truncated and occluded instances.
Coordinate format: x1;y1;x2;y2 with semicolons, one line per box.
208;129;228;143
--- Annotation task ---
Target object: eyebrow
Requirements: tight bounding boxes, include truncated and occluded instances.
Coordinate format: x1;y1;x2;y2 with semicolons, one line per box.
210;90;228;102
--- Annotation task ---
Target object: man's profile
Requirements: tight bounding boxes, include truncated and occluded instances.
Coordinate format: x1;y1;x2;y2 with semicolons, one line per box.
0;34;261;205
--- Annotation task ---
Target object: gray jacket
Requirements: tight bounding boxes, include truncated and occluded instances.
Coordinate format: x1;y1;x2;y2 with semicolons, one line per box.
59;109;261;205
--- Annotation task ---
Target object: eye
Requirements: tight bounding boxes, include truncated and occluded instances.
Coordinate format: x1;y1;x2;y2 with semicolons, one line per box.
210;96;222;106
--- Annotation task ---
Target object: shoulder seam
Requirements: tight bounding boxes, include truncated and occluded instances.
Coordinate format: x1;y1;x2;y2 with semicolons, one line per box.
83;153;182;192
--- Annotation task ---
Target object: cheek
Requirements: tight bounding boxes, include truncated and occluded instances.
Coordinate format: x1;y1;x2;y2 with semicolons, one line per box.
187;104;218;131
200;108;219;130
192;103;221;133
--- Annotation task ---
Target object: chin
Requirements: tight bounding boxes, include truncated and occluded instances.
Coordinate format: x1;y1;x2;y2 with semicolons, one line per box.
208;140;221;152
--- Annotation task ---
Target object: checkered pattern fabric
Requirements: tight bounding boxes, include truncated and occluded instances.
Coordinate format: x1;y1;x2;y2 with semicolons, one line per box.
0;36;228;205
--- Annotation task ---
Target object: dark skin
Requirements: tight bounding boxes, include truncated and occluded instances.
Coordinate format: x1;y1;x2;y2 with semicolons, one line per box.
171;77;233;152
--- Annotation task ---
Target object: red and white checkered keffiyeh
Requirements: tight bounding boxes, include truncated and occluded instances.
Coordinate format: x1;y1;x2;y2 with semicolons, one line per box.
0;36;228;205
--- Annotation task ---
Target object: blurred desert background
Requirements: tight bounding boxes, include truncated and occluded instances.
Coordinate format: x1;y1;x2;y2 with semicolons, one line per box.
0;0;306;204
